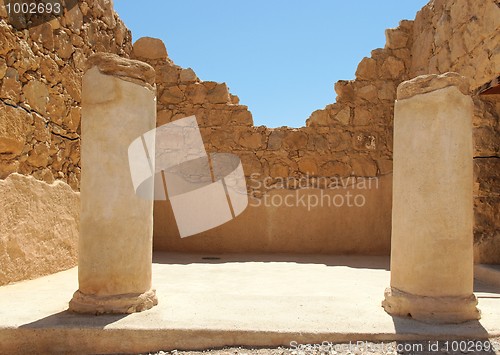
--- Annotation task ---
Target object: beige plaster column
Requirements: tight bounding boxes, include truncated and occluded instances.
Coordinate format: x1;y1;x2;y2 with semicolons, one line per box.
382;73;480;323
69;53;158;314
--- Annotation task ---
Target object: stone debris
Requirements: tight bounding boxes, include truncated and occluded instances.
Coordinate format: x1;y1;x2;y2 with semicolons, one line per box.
139;337;500;355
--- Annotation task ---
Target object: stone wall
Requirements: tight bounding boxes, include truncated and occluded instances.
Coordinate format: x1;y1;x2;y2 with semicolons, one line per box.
408;0;499;263
472;95;499;263
132;29;404;194
0;0;132;189
0;173;79;285
409;0;498;88
0;0;132;284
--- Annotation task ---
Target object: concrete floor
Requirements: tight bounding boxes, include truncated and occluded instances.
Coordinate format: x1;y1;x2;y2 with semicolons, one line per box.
0;253;499;354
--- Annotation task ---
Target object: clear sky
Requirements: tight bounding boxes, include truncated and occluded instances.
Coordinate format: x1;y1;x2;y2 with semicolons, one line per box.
114;1;429;128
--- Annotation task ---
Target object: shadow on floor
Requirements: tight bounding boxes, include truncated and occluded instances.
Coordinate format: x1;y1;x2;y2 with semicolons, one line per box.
20;310;128;329
390;315;496;355
475;279;500;295
152;252;390;270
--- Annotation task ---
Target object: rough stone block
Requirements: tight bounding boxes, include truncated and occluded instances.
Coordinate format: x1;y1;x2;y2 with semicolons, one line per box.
206;83;230;104
355;57;378;80
0;103;32;157
23;80;49;114
132;37;168;60
385;28;409;49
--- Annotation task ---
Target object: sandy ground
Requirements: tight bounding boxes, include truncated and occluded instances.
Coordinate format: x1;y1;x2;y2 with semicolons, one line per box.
1;254;499;354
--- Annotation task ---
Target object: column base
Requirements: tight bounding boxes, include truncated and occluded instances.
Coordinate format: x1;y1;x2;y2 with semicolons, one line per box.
382;287;480;324
69;289;158;315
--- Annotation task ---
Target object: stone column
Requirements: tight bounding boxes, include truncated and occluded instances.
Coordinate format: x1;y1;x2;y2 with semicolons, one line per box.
382;73;480;323
69;53;158;314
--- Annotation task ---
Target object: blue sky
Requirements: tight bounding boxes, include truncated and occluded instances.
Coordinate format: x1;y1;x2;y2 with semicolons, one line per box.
114;1;429;128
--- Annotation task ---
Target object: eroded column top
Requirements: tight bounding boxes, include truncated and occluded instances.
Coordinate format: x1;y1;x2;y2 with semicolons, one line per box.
85;53;156;91
397;72;470;100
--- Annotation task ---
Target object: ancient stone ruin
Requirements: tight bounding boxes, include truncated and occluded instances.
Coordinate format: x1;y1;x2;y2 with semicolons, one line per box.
68;53;158;314
0;0;499;351
1;0;497;282
383;73;479;323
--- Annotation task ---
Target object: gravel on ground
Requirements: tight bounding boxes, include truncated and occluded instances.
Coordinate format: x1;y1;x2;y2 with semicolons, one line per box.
140;337;500;355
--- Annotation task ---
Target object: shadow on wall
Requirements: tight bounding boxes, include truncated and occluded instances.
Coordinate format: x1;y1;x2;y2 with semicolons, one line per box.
153;175;393;256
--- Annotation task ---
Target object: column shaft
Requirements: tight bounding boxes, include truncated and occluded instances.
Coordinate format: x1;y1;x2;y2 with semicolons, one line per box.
383;73;480;323
69;53;158;314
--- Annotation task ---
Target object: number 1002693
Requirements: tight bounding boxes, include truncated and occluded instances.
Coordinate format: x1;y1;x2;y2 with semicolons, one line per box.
5;1;62;16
